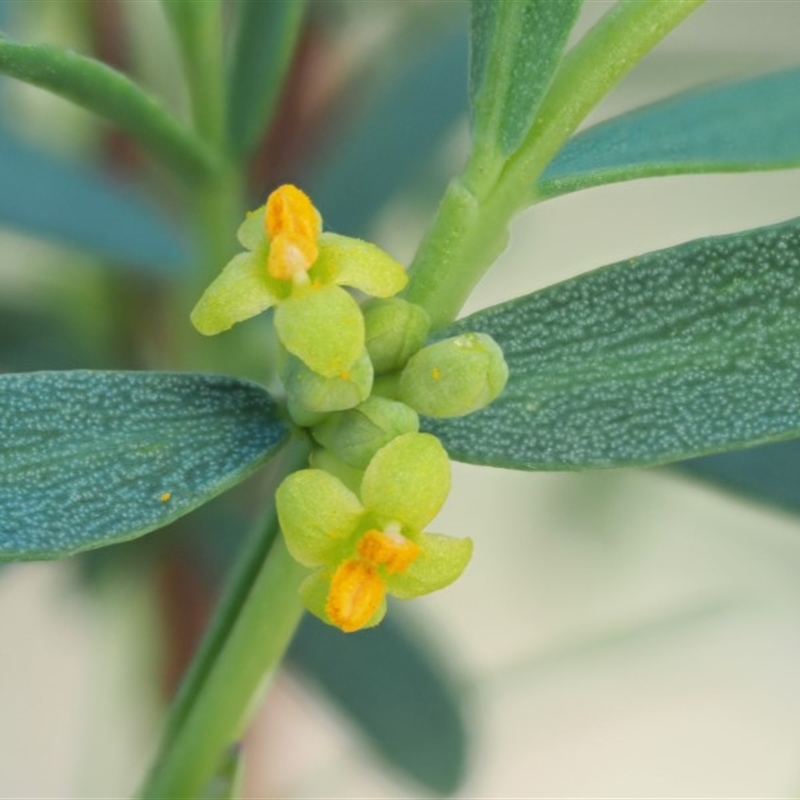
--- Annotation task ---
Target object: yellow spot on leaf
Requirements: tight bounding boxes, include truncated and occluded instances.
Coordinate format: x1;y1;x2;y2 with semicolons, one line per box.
431;367;441;380
160;492;172;503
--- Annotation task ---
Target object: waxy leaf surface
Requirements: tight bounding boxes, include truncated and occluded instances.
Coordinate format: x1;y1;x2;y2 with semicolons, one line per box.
426;216;800;470
539;67;800;197
470;0;583;154
0;371;288;560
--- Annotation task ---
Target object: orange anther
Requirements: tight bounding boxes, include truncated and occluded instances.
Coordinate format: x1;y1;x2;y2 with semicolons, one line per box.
326;559;385;633
264;184;322;281
358;528;420;575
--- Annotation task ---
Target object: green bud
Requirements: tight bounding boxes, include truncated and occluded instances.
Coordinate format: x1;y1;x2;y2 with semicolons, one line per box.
398;332;508;418
312;396;420;469
362;298;431;375
284;350;373;423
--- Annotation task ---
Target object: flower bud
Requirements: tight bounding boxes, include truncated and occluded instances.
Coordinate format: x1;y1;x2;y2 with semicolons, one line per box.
362;298;430;375
398;332;508;418
284;349;373;424
312;396;420;469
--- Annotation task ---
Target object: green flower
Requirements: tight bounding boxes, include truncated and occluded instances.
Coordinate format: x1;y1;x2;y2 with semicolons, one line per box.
190;184;408;377
276;433;472;632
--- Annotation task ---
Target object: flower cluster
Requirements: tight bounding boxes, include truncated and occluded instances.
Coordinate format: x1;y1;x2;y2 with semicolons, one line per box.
191;184;508;632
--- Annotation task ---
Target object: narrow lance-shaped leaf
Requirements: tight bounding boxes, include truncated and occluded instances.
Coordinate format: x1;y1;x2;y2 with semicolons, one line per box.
289;614;466;795
161;0;225;146
425;216;800;470
0;371;288;560
470;0;583;155
539;67;800;198
0;127;190;274
0;33;217;181
227;0;306;157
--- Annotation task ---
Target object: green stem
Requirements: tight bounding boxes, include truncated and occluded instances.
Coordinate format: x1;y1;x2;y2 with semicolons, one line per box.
404;0;706;329
161;0;226;149
139;440;310;800
0;33;217;182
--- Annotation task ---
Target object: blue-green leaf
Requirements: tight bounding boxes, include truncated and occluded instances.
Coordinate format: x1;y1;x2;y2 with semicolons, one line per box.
289;614;466;795
425;216;800;470
227;0;306;157
0;371;288;560
539;67;800;198
0;128;190;273
310;30;468;237
678;440;800;517
470;0;583;155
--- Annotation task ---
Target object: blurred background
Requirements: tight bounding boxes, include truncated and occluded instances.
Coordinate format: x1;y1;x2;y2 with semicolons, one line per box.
2;0;800;797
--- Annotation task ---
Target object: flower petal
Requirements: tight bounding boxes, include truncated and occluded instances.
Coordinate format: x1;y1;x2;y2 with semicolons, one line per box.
237;205;267;251
315;233;407;297
385;533;472;599
360;432;450;531
276;469;364;567
190;252;278;335
300;567;387;631
274;283;364;377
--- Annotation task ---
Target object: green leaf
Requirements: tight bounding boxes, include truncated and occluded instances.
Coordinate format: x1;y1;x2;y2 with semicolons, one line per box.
289;614;466;795
0;33;216;181
161;0;225;146
677;440;800;517
539;67;800;198
425;216;800;470
0;371;288;560
469;0;583;155
0;128;190;273
227;0;306;157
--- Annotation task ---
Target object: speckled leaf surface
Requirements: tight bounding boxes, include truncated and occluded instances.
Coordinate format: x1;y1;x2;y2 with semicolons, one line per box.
425;216;800;470
0;371;289;560
539;67;800;198
470;0;583;154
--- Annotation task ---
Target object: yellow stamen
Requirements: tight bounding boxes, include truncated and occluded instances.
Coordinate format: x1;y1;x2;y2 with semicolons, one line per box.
358;527;420;575
264;184;322;281
326;559;385;633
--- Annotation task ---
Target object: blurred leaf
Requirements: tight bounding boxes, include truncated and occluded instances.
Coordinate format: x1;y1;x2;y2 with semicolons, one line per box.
426;216;800;470
310;30;468;237
678;440;800;516
0;304;88;371
470;0;583;155
289;613;466;795
0;371;288;560
161;0;225;146
0;33;216;180
227;0;306;157
539;67;800;198
0;127;190;273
